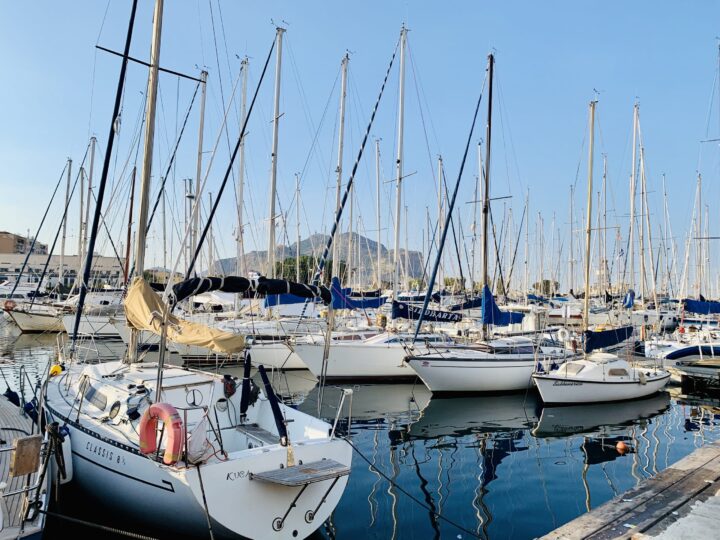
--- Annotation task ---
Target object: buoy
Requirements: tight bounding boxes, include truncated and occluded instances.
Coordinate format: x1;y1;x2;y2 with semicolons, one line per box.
616;441;629;455
139;403;184;465
49;365;62;377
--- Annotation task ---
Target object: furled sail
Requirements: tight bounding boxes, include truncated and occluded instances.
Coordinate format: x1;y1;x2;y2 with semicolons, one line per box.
682;298;720;315
448;296;483;311
125;278;245;354
481;285;524;326
582;325;633;354
330;277;386;310
171;276;331;306
391;301;462;322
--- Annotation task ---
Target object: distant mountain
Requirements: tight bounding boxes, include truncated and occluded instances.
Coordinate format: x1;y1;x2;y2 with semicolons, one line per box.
211;232;424;282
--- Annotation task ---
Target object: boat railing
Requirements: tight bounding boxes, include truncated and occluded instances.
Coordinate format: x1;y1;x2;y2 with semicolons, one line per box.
330;388;353;439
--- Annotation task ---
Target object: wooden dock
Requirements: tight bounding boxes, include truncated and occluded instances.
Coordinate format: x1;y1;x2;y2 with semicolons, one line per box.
541;441;720;539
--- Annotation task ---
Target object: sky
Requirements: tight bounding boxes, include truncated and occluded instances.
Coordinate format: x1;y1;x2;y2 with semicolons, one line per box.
1;1;719;290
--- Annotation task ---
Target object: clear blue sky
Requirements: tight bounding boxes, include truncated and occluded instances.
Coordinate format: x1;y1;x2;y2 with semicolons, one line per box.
1;1;719;289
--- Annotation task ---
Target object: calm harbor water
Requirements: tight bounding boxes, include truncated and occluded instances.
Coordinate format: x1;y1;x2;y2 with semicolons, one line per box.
1;316;719;539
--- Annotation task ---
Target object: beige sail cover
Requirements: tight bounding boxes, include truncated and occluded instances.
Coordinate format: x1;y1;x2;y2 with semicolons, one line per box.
124;277;245;354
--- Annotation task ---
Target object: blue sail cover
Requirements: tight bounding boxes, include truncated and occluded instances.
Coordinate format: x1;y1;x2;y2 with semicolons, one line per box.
330;277;386;310
582;325;633;354
481;285;524;326
682;298;720;315
448;296;483;311
391;301;462;322
622;289;635;309
264;293;319;307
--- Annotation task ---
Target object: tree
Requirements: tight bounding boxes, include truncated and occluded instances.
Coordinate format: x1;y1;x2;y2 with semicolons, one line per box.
274;256;346;286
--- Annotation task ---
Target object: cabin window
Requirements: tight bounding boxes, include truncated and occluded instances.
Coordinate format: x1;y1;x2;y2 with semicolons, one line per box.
563;364;585;375
608;368;629;377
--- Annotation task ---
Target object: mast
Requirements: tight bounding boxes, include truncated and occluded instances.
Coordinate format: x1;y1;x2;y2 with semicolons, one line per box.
267;26;285;279
583;100;596;334
404;205;409;289
481;53;494;341
129;0;163;362
59;158;71;290
375;139;382;287
76;166;84;288
569;183;574;294
296;173;301;282
471;148;479;290
639;146;646;306
602;155;608;293
695;173;702;298
192;70;208;260
236;57;249;281
392;26;407;300
437;155;444;289
627;103;638;292
333;53;349;277
524;189;529;305
123;167;136;284
83;137;96;265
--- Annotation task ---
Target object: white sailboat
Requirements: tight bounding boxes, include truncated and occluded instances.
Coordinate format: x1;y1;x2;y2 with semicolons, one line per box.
405;54;563;393
532;100;670;404
43;5;351;538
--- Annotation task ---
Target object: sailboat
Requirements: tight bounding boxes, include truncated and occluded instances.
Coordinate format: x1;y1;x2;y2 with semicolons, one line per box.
405;54;565;393
532;100;670;404
43;3;351;538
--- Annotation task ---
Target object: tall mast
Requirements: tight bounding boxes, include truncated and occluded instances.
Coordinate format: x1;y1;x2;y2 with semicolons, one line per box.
602;155;608;293
627;103;638;292
471;148;480;290
267;27;285;279
639;146;646;305
583;100;596;334
481;53;494;340
404;205;409;289
696;173;702;297
77;166;85;287
569;183;574;293
130;0;163;362
296;173;301;282
524;189;529;305
59;158;71;289
375;139;382;287
392;26;407;300
236;57;249;281
437;155;444;289
83;137;96;264
192;70;208;260
123;167;136;284
333;53;349;278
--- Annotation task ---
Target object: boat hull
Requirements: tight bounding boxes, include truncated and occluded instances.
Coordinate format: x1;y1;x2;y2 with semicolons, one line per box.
532;373;670;404
406;354;538;392
293;341;417;381
6;309;64;333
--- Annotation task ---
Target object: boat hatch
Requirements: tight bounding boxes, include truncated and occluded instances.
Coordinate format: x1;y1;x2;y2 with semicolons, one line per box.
250;459;350;486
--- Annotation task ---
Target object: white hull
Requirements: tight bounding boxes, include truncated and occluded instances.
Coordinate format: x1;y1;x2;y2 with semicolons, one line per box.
44;361;352;539
533;372;670;404
406;353;538;392
62;314;121;339
293;340;417;380
7;309;64;333
249;340;308;370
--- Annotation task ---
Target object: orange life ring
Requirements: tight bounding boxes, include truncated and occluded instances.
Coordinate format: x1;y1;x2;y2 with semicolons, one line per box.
3;300;16;311
138;403;184;465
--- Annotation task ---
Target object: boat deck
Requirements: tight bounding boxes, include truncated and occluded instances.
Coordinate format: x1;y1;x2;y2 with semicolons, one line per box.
0;396;45;539
541;440;720;539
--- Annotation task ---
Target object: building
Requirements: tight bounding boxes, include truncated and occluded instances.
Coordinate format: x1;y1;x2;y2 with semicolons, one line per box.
0;231;48;255
0;253;125;289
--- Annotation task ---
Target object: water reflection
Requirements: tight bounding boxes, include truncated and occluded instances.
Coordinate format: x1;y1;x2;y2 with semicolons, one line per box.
2;318;720;539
